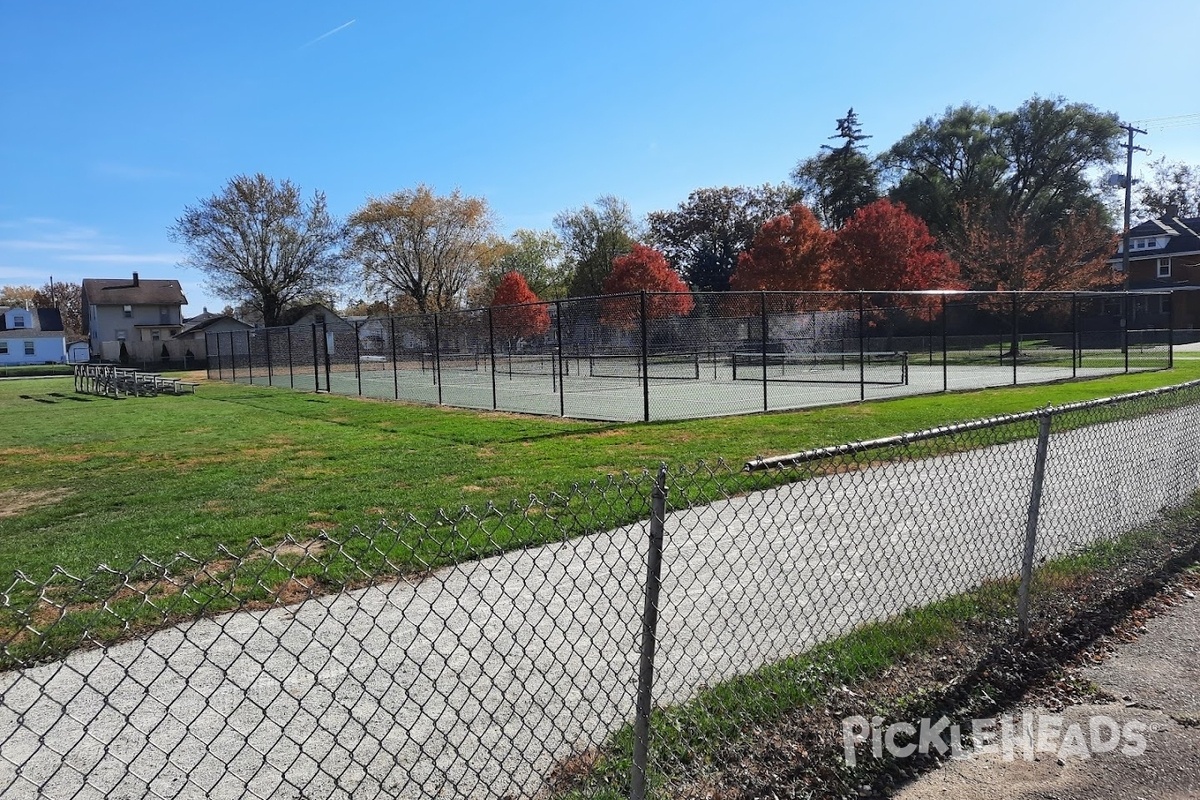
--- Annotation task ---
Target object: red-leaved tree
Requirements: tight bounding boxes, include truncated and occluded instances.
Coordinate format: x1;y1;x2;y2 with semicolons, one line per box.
831;199;961;319
490;271;550;343
728;204;834;293
600;244;695;327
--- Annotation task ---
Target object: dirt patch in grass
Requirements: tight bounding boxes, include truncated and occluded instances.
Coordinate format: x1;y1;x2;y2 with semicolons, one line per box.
0;487;73;518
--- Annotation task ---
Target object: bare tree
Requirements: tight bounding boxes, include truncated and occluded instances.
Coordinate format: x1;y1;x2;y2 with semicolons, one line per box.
170;174;348;326
345;186;500;314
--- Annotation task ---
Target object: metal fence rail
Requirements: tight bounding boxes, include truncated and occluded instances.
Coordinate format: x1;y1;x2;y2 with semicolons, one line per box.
3;381;1200;798
206;290;1174;422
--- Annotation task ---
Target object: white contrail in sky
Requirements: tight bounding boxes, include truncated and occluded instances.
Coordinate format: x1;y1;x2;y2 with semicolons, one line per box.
302;19;356;48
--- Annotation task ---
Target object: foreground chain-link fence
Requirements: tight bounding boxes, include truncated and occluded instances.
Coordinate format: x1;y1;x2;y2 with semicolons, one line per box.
206;290;1174;421
4;381;1200;799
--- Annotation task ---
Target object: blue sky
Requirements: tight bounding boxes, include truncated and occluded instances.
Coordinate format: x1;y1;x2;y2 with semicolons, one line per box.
2;0;1198;315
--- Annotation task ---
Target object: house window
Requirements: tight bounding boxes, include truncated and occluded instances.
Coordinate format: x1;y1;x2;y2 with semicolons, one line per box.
0;342;7;354
24;341;35;355
151;329;161;341
159;305;170;323
123;304;133;318
314;313;326;324
12;314;24;328
1160;294;1172;315
116;329;127;341
1158;258;1171;278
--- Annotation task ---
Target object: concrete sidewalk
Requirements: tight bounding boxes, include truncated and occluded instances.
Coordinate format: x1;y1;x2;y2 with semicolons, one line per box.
894;573;1200;799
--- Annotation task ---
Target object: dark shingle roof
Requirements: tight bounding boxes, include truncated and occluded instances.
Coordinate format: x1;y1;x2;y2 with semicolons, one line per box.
82;277;187;306
1125;216;1200;257
177;312;251;336
36;308;64;332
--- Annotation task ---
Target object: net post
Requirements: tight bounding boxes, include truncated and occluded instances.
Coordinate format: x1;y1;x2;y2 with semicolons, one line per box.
640;291;650;422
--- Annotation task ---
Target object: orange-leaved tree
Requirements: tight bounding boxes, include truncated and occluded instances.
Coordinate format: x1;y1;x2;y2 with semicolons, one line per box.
600;244;694;327
726;203;834;314
831;198;961;319
490;271;550;343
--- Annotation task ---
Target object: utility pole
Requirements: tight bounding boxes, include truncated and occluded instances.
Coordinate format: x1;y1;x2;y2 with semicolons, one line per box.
1119;123;1148;290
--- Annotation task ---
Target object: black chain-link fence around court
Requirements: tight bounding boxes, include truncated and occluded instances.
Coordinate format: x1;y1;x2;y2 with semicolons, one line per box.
4;380;1200;799
206;290;1175;421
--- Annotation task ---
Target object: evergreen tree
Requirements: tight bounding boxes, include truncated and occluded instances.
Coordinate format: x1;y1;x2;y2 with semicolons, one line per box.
791;108;880;229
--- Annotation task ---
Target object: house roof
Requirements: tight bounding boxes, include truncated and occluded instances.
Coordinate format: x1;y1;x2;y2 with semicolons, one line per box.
279;303;349;327
36;308;64;332
82;275;187;306
177;311;252;336
0;306;62;333
1120;215;1200;259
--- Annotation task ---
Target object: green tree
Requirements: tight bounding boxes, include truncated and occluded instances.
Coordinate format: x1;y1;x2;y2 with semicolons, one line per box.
554;196;640;297
646;184;791;291
791;108;881;229
884;96;1122;240
170;174;348;327
485;228;569;300
346;186;501;314
1137;157;1200;218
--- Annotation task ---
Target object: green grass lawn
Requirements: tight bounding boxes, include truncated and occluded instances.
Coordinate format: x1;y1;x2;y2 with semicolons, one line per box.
3;360;1200;586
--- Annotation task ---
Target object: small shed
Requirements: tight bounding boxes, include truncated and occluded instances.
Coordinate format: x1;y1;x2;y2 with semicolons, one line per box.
67;341;91;364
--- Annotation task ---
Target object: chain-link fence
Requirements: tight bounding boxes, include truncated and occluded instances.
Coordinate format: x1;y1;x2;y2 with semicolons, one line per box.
4;381;1200;799
206;290;1174;421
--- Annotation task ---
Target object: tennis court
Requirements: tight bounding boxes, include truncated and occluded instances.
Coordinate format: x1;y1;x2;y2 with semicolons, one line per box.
208;290;1174;421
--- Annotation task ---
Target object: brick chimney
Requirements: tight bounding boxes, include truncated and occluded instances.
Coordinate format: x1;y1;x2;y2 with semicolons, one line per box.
132;271;139;286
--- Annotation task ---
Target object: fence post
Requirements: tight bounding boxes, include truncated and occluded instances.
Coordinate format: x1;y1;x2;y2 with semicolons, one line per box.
858;292;866;402
760;291;768;412
230;331;237;383
1168;290;1175;369
1071;293;1078;378
631;464;669;800
555;301;565;418
322;319;332;392
389;314;399;400
1017;412;1053;639
1011;292;1018;386
286;327;294;388
941;294;948;392
265;327;273;387
488;307;498;411
433;313;443;405
311;323;320;391
640;291;650;423
1123;294;1131;373
212;332;222;381
246;329;253;384
354;321;362;396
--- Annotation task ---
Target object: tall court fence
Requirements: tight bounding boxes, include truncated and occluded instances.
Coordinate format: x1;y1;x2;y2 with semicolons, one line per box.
206;290;1174;421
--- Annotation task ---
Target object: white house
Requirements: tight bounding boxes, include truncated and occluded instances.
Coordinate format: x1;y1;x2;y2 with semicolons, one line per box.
0;306;67;365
